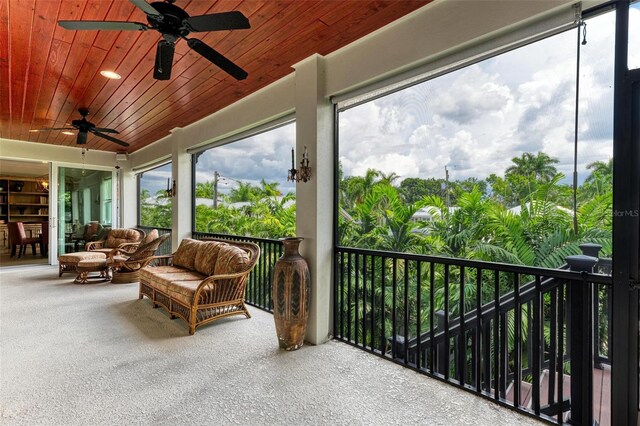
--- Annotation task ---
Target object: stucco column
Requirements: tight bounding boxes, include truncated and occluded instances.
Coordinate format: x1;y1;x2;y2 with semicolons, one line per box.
120;164;137;229
293;54;333;345
172;128;192;250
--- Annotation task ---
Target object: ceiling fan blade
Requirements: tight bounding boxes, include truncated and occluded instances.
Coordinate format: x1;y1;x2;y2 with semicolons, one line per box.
77;131;88;145
58;20;148;31
93;127;119;134
154;40;175;81
185;11;250;32
129;0;162;18
37;127;74;131
186;38;247;80
93;131;130;147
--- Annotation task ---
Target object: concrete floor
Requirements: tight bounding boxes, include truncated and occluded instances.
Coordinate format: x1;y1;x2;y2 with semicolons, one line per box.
0;266;543;425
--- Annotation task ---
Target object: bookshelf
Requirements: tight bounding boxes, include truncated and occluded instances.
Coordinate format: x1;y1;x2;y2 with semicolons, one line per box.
0;177;49;224
0;177;48;255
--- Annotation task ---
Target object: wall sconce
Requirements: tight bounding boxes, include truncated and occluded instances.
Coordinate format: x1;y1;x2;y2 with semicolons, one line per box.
166;178;176;197
36;175;49;193
287;146;312;183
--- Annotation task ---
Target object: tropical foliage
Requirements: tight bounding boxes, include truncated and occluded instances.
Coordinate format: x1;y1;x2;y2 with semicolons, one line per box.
339;153;612;265
335;151;612;365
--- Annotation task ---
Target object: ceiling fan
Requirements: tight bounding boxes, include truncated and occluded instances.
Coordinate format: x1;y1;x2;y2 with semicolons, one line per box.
58;0;250;81
38;108;129;147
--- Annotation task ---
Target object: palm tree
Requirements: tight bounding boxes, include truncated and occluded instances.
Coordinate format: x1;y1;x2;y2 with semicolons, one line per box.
342;168;381;210
379;171;401;186
259;179;282;198
195;181;214;198
586;159;613;177
506;152;559;182
373;185;430;253
228;181;258;203
581;159;613;199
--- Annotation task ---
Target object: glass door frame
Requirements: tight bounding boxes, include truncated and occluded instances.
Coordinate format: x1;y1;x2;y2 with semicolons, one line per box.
49;162;117;264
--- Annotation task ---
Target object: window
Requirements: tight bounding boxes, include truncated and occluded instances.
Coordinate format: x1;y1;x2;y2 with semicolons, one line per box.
337;11;614;268
137;163;172;229
102;177;112;225
630;2;640;70
193;122;296;238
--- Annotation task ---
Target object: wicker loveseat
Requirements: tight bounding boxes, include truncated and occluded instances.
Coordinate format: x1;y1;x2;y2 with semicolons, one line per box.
139;238;260;335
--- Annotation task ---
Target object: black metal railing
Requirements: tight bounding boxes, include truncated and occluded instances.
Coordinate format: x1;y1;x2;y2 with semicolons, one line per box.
192;231;282;313
334;245;612;424
136;225;172;255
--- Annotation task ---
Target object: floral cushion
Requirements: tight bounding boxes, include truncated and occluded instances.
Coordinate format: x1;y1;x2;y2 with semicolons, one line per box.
105;228;142;248
213;244;251;275
194;241;227;276
172;239;202;270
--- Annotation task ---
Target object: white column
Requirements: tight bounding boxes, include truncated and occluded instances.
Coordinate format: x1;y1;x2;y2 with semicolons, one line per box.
119;163;137;229
293;54;333;345
172;128;192;250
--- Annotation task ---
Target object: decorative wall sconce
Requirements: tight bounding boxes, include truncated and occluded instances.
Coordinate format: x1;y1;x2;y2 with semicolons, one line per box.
36;175;49;193
166;178;176;197
287;146;312;183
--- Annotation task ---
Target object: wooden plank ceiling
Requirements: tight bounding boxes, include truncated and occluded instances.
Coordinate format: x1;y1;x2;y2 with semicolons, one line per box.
0;0;430;153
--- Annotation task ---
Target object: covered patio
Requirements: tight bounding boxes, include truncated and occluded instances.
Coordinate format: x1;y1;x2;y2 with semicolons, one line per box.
0;266;539;425
1;0;639;424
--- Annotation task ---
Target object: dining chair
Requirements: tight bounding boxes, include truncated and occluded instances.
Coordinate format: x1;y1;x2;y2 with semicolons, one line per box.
7;222;40;258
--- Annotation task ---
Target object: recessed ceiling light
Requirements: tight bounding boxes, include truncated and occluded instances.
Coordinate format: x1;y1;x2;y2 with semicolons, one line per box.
100;70;121;79
62;131;75;136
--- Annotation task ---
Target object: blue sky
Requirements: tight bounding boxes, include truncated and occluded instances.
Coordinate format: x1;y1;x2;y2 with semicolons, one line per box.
143;5;639;198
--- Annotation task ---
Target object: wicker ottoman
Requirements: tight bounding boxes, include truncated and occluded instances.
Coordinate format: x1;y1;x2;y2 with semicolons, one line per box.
58;251;107;277
75;258;110;284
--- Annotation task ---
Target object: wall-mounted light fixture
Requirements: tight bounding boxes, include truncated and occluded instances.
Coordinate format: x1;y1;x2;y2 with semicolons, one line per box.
166;178;176;197
36;175;49;193
287;146;312;183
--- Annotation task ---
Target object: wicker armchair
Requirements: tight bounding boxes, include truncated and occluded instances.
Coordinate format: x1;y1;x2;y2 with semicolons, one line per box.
106;233;170;283
71;222;103;251
85;228;145;255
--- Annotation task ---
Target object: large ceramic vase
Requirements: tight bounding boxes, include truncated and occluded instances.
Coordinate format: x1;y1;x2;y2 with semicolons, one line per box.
272;237;310;350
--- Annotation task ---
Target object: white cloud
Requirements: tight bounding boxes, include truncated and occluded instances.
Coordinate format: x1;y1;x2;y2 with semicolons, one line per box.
338;9;617;186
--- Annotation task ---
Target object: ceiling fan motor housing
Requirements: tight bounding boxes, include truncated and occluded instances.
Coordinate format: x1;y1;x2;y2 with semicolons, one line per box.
148;2;191;42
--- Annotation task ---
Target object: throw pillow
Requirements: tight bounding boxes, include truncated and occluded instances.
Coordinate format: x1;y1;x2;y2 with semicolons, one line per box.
213;244;250;276
194;241;227;276
172;239;202;270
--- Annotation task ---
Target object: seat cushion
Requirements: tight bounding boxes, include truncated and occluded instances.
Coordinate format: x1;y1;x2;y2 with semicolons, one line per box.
167;280;203;306
140;270;206;294
172;239;202;270
194;241;227;276
90;248;115;255
213;244;251;275
59;251;107;263
105;228;142;248
143;265;186;274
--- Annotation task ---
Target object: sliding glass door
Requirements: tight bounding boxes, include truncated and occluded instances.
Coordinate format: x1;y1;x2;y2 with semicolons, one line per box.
57;167;113;256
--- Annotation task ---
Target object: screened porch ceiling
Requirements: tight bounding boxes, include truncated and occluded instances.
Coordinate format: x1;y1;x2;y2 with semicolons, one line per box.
0;0;431;154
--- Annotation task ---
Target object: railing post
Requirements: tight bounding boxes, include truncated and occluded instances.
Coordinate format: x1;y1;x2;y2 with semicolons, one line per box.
565;254;597;425
436;310;447;376
579;243;602;258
